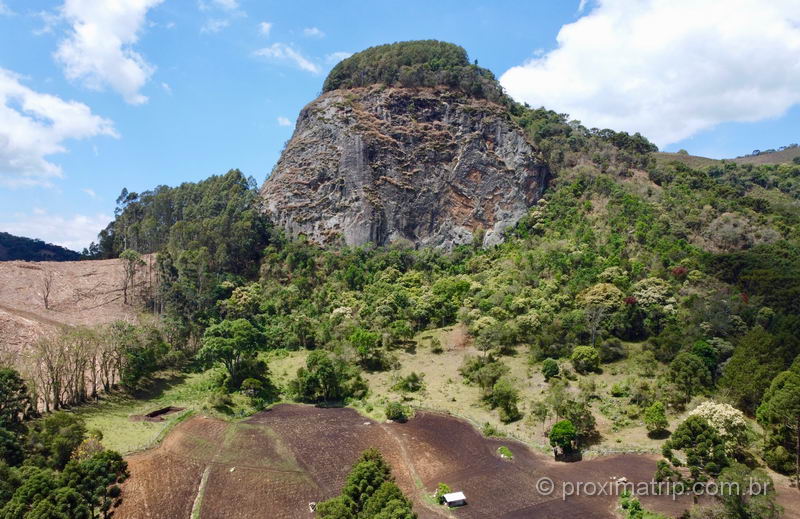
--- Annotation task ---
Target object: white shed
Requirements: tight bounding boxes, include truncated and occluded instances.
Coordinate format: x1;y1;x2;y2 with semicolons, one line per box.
442;491;467;507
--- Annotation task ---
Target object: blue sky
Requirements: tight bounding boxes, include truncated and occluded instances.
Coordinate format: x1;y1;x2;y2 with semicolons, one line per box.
1;0;798;250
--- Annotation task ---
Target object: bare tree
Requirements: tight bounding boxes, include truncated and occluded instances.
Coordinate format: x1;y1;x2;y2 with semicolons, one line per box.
120;249;144;305
39;269;55;310
584;305;608;347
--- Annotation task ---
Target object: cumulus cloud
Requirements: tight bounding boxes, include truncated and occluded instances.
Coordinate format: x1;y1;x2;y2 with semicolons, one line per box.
500;0;800;146
55;0;164;105
0;68;117;188
303;27;324;38
276;116;291;126
254;43;320;74
258;21;272;36
0;210;111;251
326;51;352;64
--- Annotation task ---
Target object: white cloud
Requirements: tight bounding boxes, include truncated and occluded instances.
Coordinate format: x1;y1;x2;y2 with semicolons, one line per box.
201;18;229;33
325;51;352;64
258;21;272;36
303;27;324;38
0;210;111;251
161;81;172;94
55;0;164;105
277;116;291;126
0;68;117;188
500;0;800;146
83;188;96;198
0;2;13;16
254;43;320;74
198;0;245;33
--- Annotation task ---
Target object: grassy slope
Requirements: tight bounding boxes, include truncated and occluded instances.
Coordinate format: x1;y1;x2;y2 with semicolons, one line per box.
654;147;800;169
733;146;800;165
81;328;755;462
71;351;308;454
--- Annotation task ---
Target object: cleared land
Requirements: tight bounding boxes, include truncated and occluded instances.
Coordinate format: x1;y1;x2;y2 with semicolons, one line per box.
115;404;800;519
0;257;147;355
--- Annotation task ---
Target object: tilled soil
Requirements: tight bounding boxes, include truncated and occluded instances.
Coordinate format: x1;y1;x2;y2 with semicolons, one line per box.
116;405;800;519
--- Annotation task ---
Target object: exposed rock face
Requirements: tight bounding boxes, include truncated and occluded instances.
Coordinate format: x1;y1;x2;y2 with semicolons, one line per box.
260;86;549;248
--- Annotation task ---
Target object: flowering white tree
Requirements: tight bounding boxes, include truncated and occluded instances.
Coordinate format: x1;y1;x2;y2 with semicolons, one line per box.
688;401;749;453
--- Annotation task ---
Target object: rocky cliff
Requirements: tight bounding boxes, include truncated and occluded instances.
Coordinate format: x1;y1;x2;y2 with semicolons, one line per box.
260;43;549;249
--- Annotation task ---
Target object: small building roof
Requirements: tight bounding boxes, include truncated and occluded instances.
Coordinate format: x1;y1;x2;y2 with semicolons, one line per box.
442;492;466;502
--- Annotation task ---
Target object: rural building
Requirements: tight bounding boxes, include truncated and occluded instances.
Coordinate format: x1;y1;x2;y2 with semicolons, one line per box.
442;491;467;507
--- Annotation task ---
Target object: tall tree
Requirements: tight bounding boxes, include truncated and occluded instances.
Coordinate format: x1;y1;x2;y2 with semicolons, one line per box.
757;357;800;489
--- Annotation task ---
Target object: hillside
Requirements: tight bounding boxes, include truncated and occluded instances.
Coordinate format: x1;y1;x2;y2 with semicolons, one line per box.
0;256;146;356
0;231;81;262
654;145;800;169
734;145;800;165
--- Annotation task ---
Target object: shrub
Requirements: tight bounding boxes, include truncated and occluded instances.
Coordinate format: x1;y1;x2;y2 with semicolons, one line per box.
644;401;669;435
434;482;451;504
571;346;600;374
542;358;560;381
598;337;626;363
385;402;409;422
497;446;514;459
430;337;444;354
392;372;425;393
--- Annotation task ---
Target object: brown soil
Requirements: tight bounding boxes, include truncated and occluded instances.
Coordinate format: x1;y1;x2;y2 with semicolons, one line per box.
116;405;800;519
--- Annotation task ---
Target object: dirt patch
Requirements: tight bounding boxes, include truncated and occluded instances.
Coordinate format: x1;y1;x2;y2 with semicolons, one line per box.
130;406;185;423
115;405;800;519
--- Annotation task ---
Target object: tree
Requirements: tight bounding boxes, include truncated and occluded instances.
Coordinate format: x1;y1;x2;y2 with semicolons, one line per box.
198;319;262;385
549;420;577;455
317;448;415;519
290;350;365;403
489;377;521;423
0;368;32;432
39;269;55;310
541;358;559;381
687;401;749;455
60;450;128;518
26;412;87;470
659;415;728;484
530;399;550;434
716;463;781;519
668;353;711;402
349;328;384;370
571;346;600;374
756;358;800;488
644;401;669;437
119;249;144;305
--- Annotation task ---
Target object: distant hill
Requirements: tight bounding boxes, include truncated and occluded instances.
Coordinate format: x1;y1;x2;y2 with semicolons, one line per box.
733;145;800;165
654;146;800;169
0;232;81;262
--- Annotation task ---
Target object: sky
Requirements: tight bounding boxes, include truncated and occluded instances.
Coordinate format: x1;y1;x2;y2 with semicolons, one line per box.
0;0;798;251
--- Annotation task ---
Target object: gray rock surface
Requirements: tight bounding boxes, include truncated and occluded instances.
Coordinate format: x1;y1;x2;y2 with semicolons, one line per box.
260;86;549;248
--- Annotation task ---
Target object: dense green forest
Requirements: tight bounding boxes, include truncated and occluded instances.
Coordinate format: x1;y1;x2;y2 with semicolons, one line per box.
0;232;80;262
3;40;800;519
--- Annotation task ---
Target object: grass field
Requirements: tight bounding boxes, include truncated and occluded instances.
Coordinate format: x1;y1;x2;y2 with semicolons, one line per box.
71;349;309;454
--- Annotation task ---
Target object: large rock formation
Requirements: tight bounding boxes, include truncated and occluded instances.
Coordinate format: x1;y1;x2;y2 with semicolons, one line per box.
260;43;549;249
